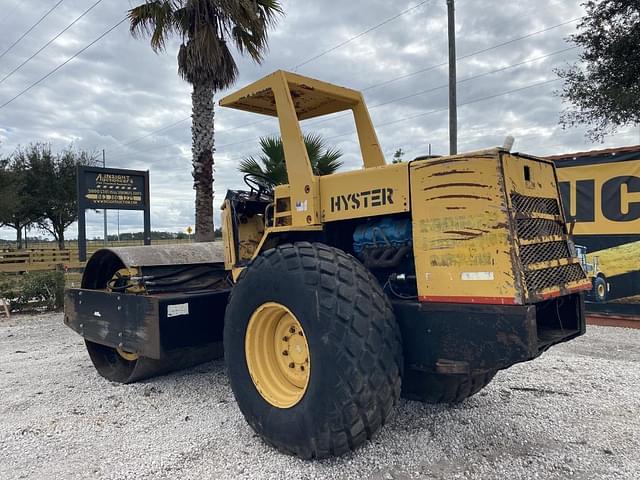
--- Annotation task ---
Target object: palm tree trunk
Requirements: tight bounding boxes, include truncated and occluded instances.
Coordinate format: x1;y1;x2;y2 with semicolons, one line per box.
191;82;215;242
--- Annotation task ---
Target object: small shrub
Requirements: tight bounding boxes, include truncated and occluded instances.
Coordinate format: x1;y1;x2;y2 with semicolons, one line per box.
0;274;21;307
0;271;65;312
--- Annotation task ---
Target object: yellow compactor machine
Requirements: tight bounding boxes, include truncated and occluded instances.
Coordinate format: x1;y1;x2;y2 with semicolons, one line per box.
65;71;591;458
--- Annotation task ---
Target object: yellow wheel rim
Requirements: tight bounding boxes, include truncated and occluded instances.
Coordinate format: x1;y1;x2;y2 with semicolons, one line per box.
597;283;605;297
116;346;139;362
245;302;310;408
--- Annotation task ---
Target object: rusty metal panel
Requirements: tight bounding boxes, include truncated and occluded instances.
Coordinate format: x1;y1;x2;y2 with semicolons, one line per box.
93;243;225;268
410;151;522;305
501;153;591;301
393;292;585;393
502;153;559;199
64;288;230;359
64;288;162;358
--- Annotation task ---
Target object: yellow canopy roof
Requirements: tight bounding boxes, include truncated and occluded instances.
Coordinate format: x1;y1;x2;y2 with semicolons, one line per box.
219;70;362;121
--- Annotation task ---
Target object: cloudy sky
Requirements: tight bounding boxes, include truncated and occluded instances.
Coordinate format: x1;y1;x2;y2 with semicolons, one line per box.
0;0;637;241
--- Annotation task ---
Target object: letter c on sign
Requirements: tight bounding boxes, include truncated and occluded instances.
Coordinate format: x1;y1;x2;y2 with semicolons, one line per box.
602;176;640;222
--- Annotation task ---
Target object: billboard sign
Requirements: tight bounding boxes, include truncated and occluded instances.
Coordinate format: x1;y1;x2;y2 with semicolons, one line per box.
79;169;147;210
550;147;640;308
76;166;151;261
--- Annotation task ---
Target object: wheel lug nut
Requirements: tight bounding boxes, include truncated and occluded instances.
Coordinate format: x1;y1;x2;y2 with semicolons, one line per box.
282;336;289;341
282;350;288;356
289;362;295;368
289;326;296;334
298;331;304;337
300;365;305;371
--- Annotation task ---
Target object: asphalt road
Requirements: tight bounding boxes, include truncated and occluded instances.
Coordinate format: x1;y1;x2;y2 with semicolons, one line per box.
1;313;638;480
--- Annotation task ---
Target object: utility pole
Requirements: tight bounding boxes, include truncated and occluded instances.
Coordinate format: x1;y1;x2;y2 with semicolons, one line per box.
102;149;107;247
447;0;457;155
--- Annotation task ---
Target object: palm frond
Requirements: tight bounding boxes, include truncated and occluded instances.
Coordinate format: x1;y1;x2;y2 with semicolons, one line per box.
217;0;283;64
239;133;342;186
128;0;177;52
259;136;284;162
239;156;266;177
130;0;283;88
303;133;323;163
314;153;343;176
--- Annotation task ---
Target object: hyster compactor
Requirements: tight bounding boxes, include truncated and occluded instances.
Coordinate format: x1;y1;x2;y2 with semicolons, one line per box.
65;71;592;458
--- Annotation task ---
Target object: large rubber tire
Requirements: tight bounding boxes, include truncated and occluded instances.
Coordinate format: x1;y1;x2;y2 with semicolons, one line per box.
224;242;403;459
593;276;608;302
403;370;497;404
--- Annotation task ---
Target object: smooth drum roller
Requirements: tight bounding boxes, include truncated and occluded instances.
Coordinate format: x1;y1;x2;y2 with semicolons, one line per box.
84;339;223;384
66;244;229;383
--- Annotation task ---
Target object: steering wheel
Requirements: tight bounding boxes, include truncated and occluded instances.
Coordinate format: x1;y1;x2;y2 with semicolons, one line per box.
243;173;273;196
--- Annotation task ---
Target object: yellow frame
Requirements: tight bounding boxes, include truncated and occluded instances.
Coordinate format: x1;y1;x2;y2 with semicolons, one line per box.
219;70;386;228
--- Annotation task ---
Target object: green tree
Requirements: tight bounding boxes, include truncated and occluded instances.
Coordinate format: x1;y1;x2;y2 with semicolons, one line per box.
128;0;283;242
26;144;98;250
0;152;41;249
392;148;405;163
556;1;640;140
239;133;343;187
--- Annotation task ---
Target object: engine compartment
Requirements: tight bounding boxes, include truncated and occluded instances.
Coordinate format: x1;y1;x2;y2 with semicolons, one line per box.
352;216;417;298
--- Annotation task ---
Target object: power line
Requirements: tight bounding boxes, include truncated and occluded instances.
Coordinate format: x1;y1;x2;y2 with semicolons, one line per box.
189;103;639;165
118;117;190;148
0;17;127;110
361;16;581;92
357;46;578;112
118;63;567;161
0;0;65;60
321;78;561;142
292;0;433;71
0;0;103;85
116;16;580;154
298;45;577;131
213;48;574;151
121;77;562;163
107;116;277;160
107;116;275;157
107;0;432;153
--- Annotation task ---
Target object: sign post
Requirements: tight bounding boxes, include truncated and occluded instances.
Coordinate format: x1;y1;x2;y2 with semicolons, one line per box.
77;166;151;262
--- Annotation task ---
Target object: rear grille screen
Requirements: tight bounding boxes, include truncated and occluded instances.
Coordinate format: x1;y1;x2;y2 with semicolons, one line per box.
520;241;571;266
516;218;563;240
510;193;586;298
510;193;560;215
524;264;586;292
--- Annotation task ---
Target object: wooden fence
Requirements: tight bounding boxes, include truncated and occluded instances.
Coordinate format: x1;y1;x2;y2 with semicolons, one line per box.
0;249;85;273
0;239;194;273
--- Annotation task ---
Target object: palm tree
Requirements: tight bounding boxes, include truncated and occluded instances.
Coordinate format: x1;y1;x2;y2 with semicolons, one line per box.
128;0;283;241
239;133;343;187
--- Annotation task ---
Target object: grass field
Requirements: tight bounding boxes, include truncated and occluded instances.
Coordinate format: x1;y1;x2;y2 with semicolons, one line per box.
587;240;640;278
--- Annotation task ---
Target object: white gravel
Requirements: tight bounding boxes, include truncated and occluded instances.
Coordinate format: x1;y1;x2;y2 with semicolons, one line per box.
1;312;639;480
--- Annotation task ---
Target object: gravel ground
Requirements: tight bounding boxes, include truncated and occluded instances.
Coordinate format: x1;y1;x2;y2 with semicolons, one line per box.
1;313;639;480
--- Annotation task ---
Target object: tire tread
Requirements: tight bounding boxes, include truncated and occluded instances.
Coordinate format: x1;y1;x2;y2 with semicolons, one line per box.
225;242;402;459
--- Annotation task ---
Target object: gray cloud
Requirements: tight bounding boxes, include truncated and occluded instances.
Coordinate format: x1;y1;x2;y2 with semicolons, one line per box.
1;0;637;240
